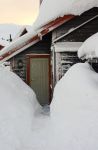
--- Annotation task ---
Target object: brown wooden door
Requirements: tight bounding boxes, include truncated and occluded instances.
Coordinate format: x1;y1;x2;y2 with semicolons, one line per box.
27;54;51;105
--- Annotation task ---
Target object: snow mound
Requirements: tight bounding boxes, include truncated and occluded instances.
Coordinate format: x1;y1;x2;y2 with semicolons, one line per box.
49;63;98;150
78;32;98;59
0;66;41;150
30;63;98;150
34;0;98;29
3;62;98;150
51;62;98;115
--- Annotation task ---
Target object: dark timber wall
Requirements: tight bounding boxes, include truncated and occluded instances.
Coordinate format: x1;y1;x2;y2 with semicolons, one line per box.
10;32;52;82
53;7;98;42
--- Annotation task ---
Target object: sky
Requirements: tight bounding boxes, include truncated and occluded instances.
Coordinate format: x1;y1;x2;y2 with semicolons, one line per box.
0;0;39;25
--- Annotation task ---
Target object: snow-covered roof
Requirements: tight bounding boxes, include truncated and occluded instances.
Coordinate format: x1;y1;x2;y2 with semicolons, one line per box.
78;32;98;59
33;0;98;29
0;0;98;63
0;30;37;58
0;15;73;63
0;40;9;47
13;25;32;40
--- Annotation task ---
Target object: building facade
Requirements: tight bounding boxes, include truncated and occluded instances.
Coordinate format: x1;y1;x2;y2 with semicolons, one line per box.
0;7;98;105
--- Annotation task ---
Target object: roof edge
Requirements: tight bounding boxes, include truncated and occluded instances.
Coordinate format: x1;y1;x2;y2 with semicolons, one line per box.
0;15;75;63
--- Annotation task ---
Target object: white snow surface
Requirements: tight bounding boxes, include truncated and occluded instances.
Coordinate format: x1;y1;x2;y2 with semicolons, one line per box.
1;63;98;149
0;30;36;57
13;25;32;40
28;62;98;150
0;40;9;47
33;0;98;29
0;0;98;61
78;32;98;59
0;66;41;150
50;62;98;150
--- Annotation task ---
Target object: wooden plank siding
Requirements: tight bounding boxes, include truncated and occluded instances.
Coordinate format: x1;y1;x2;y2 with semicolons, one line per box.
52;7;98;42
10;32;52;82
58;17;98;42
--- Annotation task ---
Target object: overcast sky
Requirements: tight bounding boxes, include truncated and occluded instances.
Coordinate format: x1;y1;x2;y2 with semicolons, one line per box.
0;0;39;25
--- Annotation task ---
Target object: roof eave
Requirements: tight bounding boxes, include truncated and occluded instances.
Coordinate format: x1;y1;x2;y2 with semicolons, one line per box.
0;15;75;63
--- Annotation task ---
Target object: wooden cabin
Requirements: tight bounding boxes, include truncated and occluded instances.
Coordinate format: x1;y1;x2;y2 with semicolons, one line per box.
0;7;98;105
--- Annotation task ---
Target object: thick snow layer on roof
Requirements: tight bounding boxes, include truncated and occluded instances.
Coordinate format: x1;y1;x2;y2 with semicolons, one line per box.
78;32;98;59
0;40;9;47
0;66;41;149
13;25;32;40
0;30;36;57
0;0;98;62
33;0;98;29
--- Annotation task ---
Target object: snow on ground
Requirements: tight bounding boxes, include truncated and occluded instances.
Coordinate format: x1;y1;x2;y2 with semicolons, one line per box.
0;65;41;150
51;62;98;115
78;32;98;59
1;62;98;149
50;63;98;150
26;62;98;150
33;0;98;29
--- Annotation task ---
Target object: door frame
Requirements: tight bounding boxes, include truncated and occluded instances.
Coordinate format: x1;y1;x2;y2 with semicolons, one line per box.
26;54;51;104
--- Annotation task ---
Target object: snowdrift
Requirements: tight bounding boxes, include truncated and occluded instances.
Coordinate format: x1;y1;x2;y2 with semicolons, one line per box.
26;63;98;150
50;63;98;150
0;66;40;150
1;62;98;150
51;62;98;115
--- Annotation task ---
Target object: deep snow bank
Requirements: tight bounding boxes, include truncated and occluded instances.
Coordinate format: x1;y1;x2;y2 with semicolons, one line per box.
1;62;98;150
0;66;40;150
51;62;98;116
29;63;98;150
49;63;98;150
